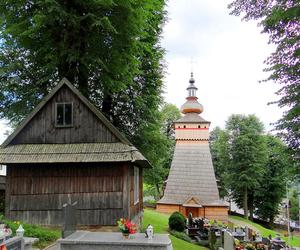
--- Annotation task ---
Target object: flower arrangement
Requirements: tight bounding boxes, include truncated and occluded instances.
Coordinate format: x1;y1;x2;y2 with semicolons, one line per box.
117;218;137;235
245;243;255;250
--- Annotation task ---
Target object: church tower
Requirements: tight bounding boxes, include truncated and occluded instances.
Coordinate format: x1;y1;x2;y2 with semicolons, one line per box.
157;73;228;220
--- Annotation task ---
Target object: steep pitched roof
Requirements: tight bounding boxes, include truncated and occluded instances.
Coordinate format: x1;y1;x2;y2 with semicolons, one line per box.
158;143;223;206
2;78;130;147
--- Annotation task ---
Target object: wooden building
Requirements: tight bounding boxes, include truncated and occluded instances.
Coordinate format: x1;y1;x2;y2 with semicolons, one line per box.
0;78;150;226
157;73;228;221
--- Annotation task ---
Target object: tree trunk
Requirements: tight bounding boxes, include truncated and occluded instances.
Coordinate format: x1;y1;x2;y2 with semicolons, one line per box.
249;206;254;221
102;93;113;120
155;183;161;200
243;187;248;219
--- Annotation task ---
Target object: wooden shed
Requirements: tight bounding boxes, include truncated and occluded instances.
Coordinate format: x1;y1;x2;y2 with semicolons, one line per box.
0;78;150;226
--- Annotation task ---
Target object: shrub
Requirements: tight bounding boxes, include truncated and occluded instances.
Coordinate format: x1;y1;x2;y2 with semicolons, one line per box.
168;212;186;232
170;230;192;242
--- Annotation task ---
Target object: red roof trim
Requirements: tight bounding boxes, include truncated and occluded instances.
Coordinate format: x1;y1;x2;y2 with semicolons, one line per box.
175;128;209;130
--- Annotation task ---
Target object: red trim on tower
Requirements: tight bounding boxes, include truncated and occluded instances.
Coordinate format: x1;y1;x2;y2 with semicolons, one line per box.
186;96;198;101
175;128;209;130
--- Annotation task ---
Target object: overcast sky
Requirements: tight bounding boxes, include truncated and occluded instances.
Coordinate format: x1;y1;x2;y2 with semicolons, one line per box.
162;0;282;131
0;0;282;143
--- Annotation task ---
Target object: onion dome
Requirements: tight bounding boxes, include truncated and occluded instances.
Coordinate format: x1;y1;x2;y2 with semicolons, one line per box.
180;73;203;114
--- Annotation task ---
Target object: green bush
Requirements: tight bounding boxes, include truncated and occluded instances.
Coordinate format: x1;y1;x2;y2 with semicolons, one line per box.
168;212;186;232
170;230;192;243
0;216;60;248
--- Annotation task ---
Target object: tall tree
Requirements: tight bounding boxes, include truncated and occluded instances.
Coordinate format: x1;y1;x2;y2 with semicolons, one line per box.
209;126;230;198
254;135;292;227
225;114;267;219
0;0;166;139
228;1;300;155
142;103;181;199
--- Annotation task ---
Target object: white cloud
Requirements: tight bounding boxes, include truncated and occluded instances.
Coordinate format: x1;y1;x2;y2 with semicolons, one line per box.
162;0;282;131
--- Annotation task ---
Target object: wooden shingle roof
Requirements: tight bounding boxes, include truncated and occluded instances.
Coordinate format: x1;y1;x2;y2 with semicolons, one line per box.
175;113;210;124
158;143;226;206
0;143;149;167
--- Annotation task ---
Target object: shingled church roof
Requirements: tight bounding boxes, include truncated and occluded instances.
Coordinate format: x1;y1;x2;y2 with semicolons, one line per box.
158;143;223;206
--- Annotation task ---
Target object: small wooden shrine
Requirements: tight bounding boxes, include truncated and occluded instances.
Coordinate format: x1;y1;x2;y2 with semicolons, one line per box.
0;78;150;226
157;73;228;220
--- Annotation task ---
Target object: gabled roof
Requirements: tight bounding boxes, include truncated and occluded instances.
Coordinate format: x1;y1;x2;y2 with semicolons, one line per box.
2;78;130;147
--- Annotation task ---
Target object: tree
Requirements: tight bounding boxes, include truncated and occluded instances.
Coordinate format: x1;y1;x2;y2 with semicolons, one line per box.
142;103;181;200
228;1;300;155
225;114;267;219
0;0;166;141
209;126;230;198
254;135;292;227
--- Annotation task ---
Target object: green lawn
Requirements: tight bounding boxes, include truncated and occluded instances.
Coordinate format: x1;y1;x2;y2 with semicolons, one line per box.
230;216;300;247
143;209;207;250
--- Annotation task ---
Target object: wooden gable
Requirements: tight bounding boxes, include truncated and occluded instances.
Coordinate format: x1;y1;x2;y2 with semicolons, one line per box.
184;197;201;205
3;78;130;146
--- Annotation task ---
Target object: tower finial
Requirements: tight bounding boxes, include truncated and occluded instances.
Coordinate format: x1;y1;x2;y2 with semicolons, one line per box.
180;73;203;114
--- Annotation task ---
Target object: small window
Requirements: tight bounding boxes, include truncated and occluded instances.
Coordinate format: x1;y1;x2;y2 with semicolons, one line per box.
183;125;186;128
178;126;180;128
55;103;73;127
134;167;139;204
198;125;201;128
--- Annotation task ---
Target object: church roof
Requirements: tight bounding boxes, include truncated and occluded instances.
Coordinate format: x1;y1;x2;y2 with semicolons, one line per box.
175;113;210;123
158;143;223;206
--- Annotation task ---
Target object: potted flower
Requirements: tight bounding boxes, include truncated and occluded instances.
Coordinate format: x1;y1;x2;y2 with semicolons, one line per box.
117;218;137;239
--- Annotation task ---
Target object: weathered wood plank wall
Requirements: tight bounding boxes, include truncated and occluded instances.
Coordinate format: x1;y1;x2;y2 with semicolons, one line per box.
6;163;129;225
11;85;118;144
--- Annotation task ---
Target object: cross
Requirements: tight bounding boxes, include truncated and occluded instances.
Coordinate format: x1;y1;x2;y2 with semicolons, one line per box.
189;57;198;73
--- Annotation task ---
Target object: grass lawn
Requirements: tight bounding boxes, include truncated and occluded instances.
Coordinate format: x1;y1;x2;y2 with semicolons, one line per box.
230;215;300;247
143;209;207;250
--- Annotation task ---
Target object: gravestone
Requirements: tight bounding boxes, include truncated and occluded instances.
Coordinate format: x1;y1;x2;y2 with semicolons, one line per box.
5;236;24;250
245;226;249;241
62;201;78;238
197;219;204;231
223;231;234;250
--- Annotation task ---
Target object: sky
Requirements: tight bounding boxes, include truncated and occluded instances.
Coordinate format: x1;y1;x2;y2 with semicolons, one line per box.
0;0;283;143
162;0;282;131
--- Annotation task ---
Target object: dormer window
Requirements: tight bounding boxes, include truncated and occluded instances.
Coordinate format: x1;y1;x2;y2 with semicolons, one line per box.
55;103;73;127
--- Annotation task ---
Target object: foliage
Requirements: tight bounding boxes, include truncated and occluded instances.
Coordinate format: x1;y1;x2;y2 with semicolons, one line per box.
168;211;186;232
228;1;300;155
0;216;60;248
142;103;181;199
209;126;230;198
117;218;137;234
169;230;192;243
225;114;267;219
0;1;169;181
143;209;205;250
254;135;292;226
290;188;299;221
